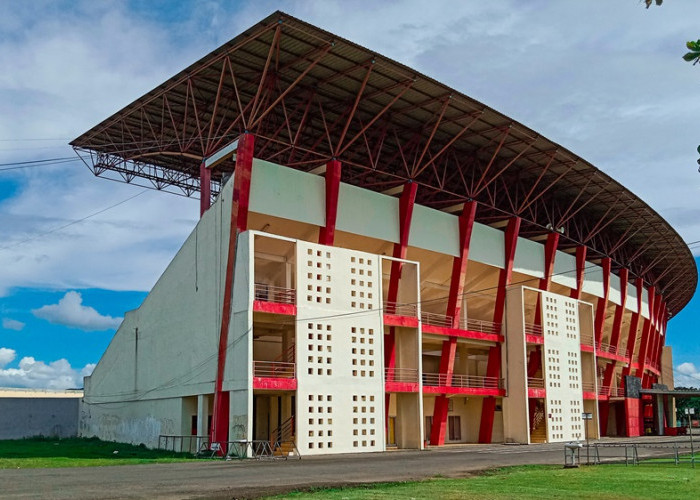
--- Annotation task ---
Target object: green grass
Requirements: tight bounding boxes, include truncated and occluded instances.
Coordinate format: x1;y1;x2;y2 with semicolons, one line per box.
270;464;700;500
0;436;196;469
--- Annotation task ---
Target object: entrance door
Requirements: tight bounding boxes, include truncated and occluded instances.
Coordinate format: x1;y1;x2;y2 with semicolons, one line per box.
387;417;397;446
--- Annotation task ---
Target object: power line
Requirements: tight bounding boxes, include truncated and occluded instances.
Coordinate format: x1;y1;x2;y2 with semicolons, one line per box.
0;190;148;251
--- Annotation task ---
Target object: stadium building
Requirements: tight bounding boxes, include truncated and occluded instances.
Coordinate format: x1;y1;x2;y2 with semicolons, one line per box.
72;12;697;455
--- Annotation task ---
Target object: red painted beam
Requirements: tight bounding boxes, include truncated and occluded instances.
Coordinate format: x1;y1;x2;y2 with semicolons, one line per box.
430;337;457;445
385;382;420;393
422;387;505;397
253;377;297;391
383;314;419;328
210;133;255;446
621;278;644;381
594;257;611;345
609;268;629;352
199;160;211;217
253;301;297;315
446;201;477;327
479;216;520;444
318;159;342;245
384;182;417;425
569;246;587;300
430;202;477;447
421;324;502;343
635;286;656;378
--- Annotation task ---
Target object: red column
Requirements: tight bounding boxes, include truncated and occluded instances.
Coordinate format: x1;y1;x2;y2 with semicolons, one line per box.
635;286;656;378
594;257;611;345
478;217;520;444
429;201;477;446
569;246;587;300
318;159;342;246
609;269;629;353
384;182;417;424
648;297;665;371
210;133;255;446
533;232;560;325
621;278;644;380
200;160;211;217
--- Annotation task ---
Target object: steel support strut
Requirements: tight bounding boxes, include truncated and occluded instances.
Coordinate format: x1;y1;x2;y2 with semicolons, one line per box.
479;216;520;444
318;159;342;245
569;246;587;300
635;287;656;378
384;182;417;425
199;160;211;217
430;201;477;446
210;133;255;447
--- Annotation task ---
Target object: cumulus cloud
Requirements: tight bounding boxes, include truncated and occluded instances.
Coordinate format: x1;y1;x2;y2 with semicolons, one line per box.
674;362;700;389
2;318;25;331
32;291;122;331
0;347;16;367
0;347;93;389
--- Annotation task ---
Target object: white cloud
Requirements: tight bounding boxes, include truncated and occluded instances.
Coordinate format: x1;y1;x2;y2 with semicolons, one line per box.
32;291;122;331
2;318;25;331
0;347;16;368
674;362;700;389
0;348;93;389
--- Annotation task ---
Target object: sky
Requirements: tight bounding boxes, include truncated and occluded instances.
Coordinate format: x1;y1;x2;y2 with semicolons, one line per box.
1;0;699;389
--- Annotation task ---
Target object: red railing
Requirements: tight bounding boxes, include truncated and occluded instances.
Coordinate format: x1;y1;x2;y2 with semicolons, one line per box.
422;373;503;389
385;367;419;383
383;301;418;317
253;361;295;379
527;377;545;388
254;283;296;304
459;318;501;335
420;311;453;327
524;323;543;336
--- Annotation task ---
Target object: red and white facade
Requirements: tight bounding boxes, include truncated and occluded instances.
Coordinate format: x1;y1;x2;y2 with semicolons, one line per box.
75;13;692;453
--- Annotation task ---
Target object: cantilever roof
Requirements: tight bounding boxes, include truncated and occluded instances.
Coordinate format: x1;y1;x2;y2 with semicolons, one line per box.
71;11;696;315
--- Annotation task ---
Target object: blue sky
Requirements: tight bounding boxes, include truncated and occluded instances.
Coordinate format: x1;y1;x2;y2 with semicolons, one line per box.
1;1;699;388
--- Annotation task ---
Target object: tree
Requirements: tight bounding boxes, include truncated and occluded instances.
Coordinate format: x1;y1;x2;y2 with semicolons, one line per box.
645;0;663;8
675;387;700;423
683;40;700;65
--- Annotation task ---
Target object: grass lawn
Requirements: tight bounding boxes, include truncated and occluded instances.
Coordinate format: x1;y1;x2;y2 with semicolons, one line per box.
272;464;700;500
0;437;196;469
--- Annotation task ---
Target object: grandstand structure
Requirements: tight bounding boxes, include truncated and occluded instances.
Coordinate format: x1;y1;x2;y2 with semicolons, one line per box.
73;12;696;454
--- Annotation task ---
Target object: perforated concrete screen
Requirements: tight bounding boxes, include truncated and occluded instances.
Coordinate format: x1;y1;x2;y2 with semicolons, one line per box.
296;241;385;455
541;291;584;442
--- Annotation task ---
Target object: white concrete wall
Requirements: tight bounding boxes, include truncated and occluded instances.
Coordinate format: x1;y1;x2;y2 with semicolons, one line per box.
295;240;385;456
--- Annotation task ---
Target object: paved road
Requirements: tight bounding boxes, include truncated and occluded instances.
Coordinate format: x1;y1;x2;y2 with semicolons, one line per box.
0;437;693;499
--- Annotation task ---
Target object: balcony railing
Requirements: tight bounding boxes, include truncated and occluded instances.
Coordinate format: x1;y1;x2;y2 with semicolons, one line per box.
422;373;503;389
383;301;418;317
253;361;296;379
580;332;594;347
582;382;596;393
527;377;545;389
459;318;502;335
420;311;453;328
598;385;625;398
384;367;419;383
596;341;629;359
524;323;543;336
254;283;296;304
645;357;661;371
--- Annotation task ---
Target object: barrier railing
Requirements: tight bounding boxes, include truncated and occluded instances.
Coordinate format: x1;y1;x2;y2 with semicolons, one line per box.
527;377;545;389
422;373;503;389
580;333;595;347
420;311;453;327
384;367;419;383
158;434;208;454
383;301;418;317
253;361;295;379
524;323;543;336
596;341;629;359
598;385;625;398
254;283;296;304
459;318;502;335
582;382;596;393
